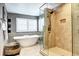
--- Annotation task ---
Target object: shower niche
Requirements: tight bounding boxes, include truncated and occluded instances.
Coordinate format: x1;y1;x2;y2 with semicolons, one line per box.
39;3;79;56
60;18;66;23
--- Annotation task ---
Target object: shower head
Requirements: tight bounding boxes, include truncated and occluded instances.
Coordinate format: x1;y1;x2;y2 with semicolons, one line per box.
50;11;53;14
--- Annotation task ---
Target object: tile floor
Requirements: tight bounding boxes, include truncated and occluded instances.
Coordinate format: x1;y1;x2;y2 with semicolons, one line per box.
19;44;42;56
40;47;72;56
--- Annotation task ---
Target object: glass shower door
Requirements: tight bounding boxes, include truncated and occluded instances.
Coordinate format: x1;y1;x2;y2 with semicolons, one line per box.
39;3;50;56
72;3;79;56
40;3;73;56
39;3;54;56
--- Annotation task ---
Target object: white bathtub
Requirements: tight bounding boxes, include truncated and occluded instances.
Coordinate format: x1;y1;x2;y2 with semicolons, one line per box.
13;35;40;47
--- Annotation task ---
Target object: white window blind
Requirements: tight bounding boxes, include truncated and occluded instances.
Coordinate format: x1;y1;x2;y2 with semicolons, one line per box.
16;18;37;32
28;19;37;31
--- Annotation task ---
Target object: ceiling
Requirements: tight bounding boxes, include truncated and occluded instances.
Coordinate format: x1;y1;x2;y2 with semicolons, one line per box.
5;3;62;16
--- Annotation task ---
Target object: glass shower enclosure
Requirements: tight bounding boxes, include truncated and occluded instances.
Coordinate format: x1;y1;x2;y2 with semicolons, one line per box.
39;3;56;56
39;3;79;56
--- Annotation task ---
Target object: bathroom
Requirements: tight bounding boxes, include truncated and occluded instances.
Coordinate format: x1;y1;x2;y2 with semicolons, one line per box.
0;3;79;56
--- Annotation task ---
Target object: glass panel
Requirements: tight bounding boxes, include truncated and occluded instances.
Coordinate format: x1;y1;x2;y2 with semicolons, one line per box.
72;3;79;56
39;16;44;31
39;3;49;56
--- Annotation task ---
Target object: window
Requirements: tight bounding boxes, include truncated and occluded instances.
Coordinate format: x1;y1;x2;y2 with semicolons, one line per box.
16;18;37;32
28;19;37;31
39;17;44;31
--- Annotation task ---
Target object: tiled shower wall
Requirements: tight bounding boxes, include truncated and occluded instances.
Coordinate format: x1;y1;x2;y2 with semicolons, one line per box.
51;4;72;52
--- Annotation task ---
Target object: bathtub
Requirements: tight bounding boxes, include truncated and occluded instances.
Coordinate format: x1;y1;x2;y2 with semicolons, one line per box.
13;35;40;47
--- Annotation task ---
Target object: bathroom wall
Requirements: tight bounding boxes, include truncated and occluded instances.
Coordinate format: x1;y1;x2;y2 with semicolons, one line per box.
50;4;72;52
54;4;72;52
50;12;56;47
7;13;41;42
